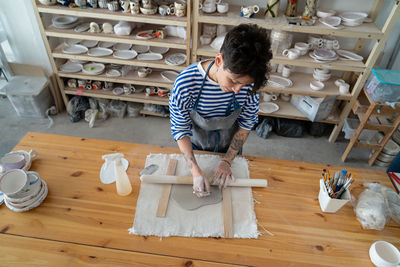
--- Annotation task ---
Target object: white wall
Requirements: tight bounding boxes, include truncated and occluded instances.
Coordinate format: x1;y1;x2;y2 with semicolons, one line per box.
0;0;52;75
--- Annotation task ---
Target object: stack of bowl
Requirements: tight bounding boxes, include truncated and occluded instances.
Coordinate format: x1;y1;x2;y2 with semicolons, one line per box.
313;68;331;81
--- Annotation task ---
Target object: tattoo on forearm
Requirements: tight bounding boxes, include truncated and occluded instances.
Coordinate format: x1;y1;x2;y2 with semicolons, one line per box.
226;131;249;160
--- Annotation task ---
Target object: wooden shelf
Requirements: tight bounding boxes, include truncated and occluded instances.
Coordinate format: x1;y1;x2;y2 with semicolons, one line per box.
64;87;169;106
58;69;174;88
197;5;383;39
46;25;187;49
53;43;187;71
197;46;365;72
258;100;340;124
261;72;351;100
37;4;187;27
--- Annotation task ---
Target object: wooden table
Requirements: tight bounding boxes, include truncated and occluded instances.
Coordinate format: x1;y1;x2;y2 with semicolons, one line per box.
0;132;399;266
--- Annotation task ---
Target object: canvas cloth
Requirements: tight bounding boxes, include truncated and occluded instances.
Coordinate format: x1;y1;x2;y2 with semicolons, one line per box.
129;153;259;238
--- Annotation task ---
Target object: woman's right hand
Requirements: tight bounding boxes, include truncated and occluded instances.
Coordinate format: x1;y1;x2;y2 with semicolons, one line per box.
192;168;210;198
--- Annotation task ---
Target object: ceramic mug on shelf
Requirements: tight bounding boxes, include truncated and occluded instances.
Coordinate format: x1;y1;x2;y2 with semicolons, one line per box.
217;2;229;13
145;86;157;96
78;79;86;89
120;0;130;12
103;81;114;90
200;1;217;13
175;8;186;17
138;67;152;78
282;65;294;78
123;84;136;95
174;0;186;10
263;93;278;102
92;81;102;90
67;79;77;88
339;83;350;95
142;0;152;9
294;42;312;55
158;4;170;15
241;5;259;18
282;48;301;59
158;88;169;97
98;0;108;8
130;0;140;14
87;0;98;8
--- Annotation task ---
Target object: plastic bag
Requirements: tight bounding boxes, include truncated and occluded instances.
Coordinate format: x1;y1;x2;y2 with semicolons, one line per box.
275;118;304;137
127;102;143;117
255;118;274;139
354;183;400;230
97;98;110;120
68;96;90;122
108;100;127;118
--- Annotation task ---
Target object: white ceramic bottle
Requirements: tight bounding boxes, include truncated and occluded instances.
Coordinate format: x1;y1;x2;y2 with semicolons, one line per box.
114;158;132;196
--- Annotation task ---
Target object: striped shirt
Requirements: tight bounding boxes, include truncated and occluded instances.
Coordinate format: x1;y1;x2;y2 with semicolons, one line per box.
169;61;259;141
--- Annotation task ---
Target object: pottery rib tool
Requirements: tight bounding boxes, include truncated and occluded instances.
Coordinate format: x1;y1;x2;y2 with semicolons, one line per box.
140;175;267;187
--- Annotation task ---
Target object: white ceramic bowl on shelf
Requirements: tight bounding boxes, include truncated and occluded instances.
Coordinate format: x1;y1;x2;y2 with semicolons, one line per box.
310;80;325;91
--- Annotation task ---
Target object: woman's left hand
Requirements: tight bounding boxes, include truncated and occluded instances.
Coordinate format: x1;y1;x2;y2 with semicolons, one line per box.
211;160;235;189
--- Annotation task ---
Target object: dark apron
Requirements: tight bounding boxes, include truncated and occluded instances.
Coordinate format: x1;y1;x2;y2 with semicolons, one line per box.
190;61;242;153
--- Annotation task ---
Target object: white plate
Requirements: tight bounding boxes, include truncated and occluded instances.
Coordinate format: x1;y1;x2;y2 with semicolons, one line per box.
136;30;157;40
150;46;170;54
106;69;121;77
52;16;78;25
88;47;113;57
161;71;179;83
74;22;90;33
319;16;343;29
5;181;48;213
309;51;338;62
59;63;82;73
81;40;99;48
340;12;368;22
113;43;132;50
53;21;80;29
267;75;292;88
62;44;88;54
137;52;163;61
113;50;138;60
82;63;105;75
113;87;124;95
165;53;186;66
314;48;337;59
65;38;82;45
99;41;116;48
336;49;363;61
259;102;279;114
132;44;149;53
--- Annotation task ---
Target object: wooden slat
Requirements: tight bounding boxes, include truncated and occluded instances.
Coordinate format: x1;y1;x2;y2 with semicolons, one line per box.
222;187;233;238
1;132;398;267
156;159;178;217
353;141;382;150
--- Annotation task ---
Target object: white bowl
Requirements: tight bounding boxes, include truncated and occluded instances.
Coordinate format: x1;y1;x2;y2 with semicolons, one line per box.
314;68;330;75
310;80;325;90
313;73;330;82
317;9;336;18
369;241;400;267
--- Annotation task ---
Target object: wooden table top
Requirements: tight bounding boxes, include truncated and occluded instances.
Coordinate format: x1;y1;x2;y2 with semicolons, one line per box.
0;132;398;266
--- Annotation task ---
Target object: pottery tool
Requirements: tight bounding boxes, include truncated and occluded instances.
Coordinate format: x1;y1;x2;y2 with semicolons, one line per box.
156;159;177;217
140;174;267;187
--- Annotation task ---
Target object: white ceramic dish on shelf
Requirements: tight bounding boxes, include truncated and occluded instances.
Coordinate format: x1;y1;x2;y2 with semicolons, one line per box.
82;63;105;75
81;40;99;48
150;46;170;54
259;102;279;114
59;63;83;73
161;71;180;83
113;43;132;50
336;49;363;61
319;16;343;29
52;15;78;26
74;22;90;32
112;87;124;95
132;44;150;53
113;50;138;60
87;47;113;57
137;53;163;61
267;75;293;88
64;39;82;45
136;30;157;40
106;69;121;77
99;41;116;48
165;53;186;66
316;9;336;18
310;80;325;91
62;44;88;54
309;51;338;62
53;21;80;29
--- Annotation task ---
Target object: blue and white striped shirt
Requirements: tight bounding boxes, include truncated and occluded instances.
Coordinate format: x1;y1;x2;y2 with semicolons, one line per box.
169;61;259;141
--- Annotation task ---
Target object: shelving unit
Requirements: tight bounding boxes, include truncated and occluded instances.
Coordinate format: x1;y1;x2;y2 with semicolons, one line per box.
32;0;191;110
191;0;400;142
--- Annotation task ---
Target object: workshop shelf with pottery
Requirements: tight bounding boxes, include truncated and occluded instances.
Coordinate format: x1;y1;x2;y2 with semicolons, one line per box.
32;0;192;116
191;0;400;142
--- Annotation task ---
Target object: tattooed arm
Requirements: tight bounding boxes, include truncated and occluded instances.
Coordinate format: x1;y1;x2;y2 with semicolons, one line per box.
212;128;250;189
177;136;210;197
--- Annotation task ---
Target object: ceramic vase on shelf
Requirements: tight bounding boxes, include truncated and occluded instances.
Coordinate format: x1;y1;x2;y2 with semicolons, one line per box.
285;0;297;17
302;0;318;18
265;0;280;18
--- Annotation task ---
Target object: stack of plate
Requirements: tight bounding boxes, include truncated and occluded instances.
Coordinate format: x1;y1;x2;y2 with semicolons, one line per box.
309;48;338;62
339;12;368;27
336;49;364;61
52;16;79;29
82;63;105;75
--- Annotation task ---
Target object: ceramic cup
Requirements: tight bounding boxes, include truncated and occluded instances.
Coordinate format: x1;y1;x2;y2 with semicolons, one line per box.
145;86;157;96
0;169;40;199
123;84;136;95
120;0;130;12
339;83;350;95
282;65;293;78
369;241;400;267
217;24;227;36
334;79;346;87
294;42;313;55
0;153;25;172
200;1;217;13
98;0;108;8
104;81;114;90
174;0;186;10
200;35;212;45
277;63;284;73
92;81;102;90
217;2;229;13
138;67;152;78
130;0;140;14
175;8;186;17
142;0;152;9
241;5;259;18
263;93;278;102
107;1;119;11
280;93;291;102
158;4;170;15
88;0;98;8
158;88;169;97
67;79;77;88
78;79;86;89
282;48;301;59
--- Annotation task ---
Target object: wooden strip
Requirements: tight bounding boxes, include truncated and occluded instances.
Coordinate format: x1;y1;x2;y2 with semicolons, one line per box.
141;174;267;187
156;159;178;217
222;188;233;238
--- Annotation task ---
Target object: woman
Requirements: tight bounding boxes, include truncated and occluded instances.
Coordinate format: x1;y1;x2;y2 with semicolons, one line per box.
169;24;272;197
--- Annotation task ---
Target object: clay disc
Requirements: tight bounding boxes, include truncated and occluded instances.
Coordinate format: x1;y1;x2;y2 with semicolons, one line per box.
171;184;223;210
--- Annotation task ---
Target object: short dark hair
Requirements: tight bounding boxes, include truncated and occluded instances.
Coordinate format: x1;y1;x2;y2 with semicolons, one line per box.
220;24;272;94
